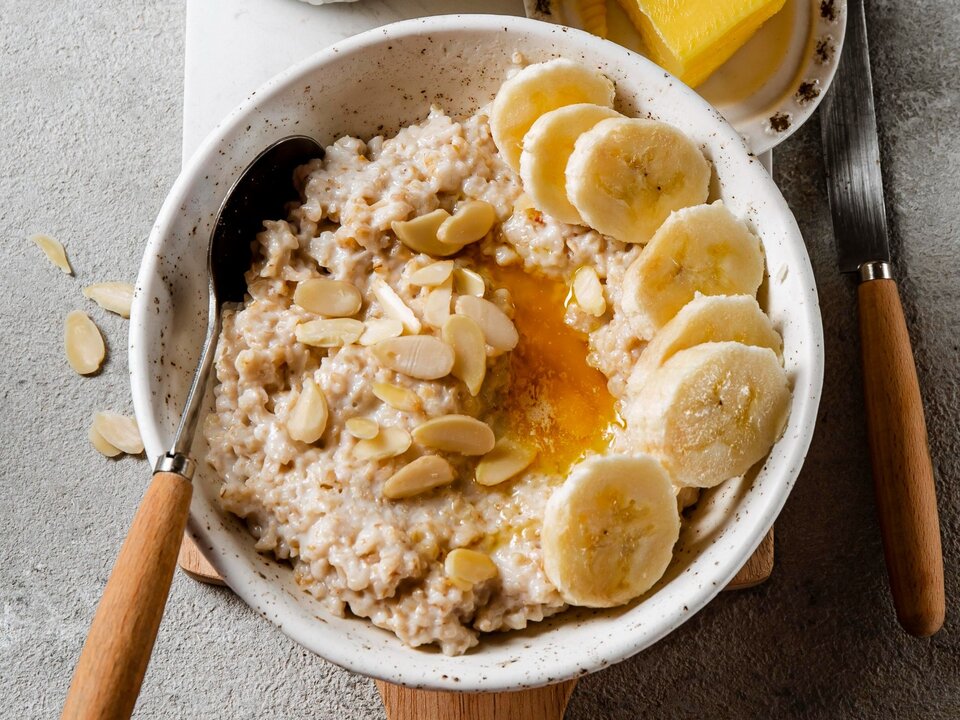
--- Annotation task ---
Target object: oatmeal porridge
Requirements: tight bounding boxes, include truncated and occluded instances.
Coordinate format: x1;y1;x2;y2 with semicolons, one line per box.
203;59;791;655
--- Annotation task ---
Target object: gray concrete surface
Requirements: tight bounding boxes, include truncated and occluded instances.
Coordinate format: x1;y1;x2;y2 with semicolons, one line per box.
1;1;958;717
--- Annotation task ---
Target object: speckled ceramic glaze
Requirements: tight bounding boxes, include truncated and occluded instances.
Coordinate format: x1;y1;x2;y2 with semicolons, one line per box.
130;15;824;692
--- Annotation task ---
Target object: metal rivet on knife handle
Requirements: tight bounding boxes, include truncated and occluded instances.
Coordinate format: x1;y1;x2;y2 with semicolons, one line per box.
858;261;892;283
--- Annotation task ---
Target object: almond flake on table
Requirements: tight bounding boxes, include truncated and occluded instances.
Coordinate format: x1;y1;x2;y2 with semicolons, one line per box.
64;311;105;375
91;412;144;455
82;282;135;318
31;234;73;274
88;424;122;458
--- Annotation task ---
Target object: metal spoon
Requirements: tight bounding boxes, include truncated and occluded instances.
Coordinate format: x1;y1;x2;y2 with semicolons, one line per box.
61;135;323;720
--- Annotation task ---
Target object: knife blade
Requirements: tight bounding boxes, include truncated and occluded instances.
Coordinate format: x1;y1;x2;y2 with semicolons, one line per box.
820;0;945;637
820;0;888;273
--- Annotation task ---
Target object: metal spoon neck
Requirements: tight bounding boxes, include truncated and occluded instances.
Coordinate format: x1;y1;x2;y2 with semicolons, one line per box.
169;283;221;461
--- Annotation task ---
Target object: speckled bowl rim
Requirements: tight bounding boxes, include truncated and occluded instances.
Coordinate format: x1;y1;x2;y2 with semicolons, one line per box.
130;15;824;692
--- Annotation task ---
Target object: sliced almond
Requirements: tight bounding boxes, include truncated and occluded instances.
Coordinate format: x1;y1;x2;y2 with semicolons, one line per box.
372;335;454;380
352;426;411;461
382;455;455;499
392;209;460;257
92;412;143;454
445;548;498;588
295;318;364;347
491;288;515;317
409;261;454;287
572;266;606;317
442;315;486;396
412;415;495;455
345;417;380;439
358;318;404;346
475;438;537;486
371;277;421;334
373;382;422;413
422;279;453;329
65;310;105;375
82;282;134;318
437;201;496;247
453;267;485;297
31;234;72;274
287;379;328;444
88;424;122;457
454;296;519;352
293;278;362;317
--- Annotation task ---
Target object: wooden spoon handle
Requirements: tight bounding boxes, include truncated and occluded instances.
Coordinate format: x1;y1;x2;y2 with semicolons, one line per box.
858;277;944;636
61;471;193;720
376;680;577;720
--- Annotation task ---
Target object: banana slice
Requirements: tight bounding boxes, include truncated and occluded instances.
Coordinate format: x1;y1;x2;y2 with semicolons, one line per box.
519;103;622;225
490;59;616;172
627;342;791;489
628;293;782;391
622;201;765;339
565;117;710;244
542;454;680;608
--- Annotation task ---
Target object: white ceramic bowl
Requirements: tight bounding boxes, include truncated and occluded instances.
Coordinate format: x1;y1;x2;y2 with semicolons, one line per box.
130;15;823;692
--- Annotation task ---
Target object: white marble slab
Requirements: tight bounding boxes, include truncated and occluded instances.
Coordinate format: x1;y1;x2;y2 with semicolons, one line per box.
183;0;524;162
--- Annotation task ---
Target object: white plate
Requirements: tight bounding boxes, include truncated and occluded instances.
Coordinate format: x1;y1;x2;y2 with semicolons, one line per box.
130;14;823;691
526;0;846;153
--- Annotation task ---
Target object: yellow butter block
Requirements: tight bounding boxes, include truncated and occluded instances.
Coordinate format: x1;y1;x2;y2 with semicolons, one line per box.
616;0;787;87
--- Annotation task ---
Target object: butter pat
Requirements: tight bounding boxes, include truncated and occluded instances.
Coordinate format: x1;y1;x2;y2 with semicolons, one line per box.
617;0;787;87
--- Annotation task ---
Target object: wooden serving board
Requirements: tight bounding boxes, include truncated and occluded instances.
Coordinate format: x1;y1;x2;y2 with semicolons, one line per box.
376;677;578;720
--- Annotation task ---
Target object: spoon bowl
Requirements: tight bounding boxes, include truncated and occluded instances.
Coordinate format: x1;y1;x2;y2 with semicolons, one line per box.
210;136;323;304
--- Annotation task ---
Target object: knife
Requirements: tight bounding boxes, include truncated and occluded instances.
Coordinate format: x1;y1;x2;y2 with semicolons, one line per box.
820;0;944;636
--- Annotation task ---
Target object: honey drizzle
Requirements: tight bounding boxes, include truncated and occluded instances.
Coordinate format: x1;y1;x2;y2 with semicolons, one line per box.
486;265;618;478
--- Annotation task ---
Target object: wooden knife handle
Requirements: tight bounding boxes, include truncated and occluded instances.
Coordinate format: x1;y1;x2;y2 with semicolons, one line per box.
62;471;193;720
857;277;944;636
